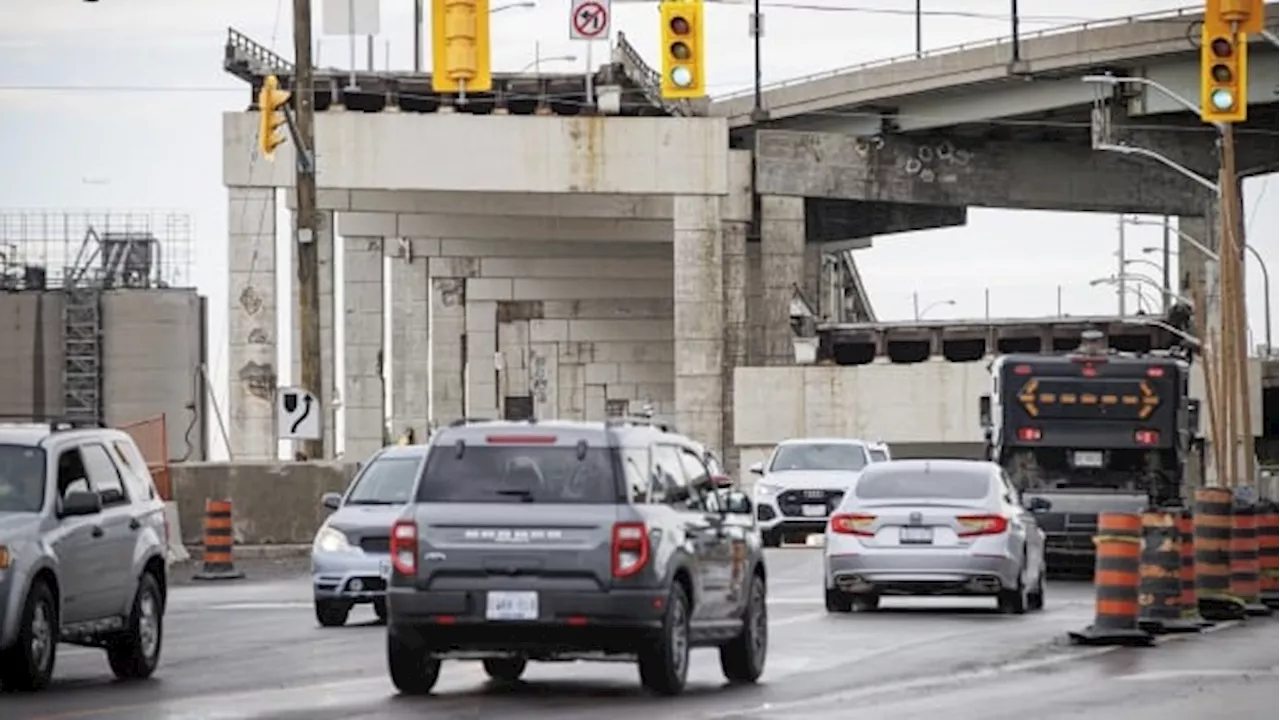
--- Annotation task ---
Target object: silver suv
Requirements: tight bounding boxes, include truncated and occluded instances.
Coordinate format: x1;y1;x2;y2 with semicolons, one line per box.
0;420;169;691
385;417;768;697
751;437;874;547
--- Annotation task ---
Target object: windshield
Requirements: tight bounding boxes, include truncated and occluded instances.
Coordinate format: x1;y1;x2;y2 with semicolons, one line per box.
416;445;621;504
855;470;992;500
345;455;422;505
0;445;46;513
770;443;867;472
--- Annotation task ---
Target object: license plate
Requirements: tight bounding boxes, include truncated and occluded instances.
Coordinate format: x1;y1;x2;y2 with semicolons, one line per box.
900;527;934;544
486;591;539;621
1073;451;1104;468
802;504;828;518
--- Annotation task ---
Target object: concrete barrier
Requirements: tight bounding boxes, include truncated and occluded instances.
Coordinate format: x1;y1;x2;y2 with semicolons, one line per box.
170;461;359;546
163;501;189;564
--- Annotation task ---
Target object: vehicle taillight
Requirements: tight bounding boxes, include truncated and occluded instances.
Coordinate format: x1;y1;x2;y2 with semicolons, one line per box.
1146;366;1164;378
1013;364;1032;375
485;434;557;445
956;515;1009;537
830;513;876;537
1134;430;1160;446
390;520;418;576
612;522;650;578
1081;364;1098;377
1017;427;1042;441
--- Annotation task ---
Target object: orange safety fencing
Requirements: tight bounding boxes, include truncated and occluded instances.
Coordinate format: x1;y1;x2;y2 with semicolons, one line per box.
118;414;172;501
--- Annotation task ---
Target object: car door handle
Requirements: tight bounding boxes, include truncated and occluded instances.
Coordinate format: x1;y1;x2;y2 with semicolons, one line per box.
129;518;141;531
91;526;104;538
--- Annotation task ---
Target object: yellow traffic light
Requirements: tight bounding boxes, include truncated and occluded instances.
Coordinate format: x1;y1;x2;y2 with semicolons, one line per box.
257;74;291;160
1206;0;1265;34
659;0;705;100
431;0;492;94
1199;17;1248;123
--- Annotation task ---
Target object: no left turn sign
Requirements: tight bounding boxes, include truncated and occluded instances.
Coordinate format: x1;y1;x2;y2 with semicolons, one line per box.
570;0;610;40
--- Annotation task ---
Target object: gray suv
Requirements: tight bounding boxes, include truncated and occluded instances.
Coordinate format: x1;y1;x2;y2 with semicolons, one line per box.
0;420;169;691
385;418;768;697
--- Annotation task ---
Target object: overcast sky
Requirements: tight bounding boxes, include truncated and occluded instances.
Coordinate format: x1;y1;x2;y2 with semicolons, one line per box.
0;0;1275;457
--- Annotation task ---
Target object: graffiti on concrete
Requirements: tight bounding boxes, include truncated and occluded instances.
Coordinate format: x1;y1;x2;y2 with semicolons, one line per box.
530;353;549;404
239;285;265;316
237;361;276;402
247;328;269;345
901;139;974;184
437;278;465;307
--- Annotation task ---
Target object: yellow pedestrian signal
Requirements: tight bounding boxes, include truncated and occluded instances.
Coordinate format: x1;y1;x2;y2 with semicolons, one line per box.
659;0;705;100
432;0;492;94
257;74;291;160
1199;14;1248;123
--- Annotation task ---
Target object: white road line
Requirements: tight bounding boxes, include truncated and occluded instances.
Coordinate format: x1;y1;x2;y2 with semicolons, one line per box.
1118;668;1279;682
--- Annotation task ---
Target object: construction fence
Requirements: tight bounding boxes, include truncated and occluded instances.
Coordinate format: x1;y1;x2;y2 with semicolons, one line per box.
119;414;172;501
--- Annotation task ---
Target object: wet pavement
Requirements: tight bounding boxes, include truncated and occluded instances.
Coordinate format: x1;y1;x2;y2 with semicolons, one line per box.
3;548;1275;719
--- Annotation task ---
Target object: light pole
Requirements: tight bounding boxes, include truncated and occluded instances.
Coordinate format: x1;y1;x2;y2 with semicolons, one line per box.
1147;243;1272;357
913;295;956;320
1090;274;1192;311
521;53;577;73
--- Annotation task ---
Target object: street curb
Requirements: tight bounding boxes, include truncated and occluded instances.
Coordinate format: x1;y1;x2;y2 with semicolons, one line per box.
180;544;311;562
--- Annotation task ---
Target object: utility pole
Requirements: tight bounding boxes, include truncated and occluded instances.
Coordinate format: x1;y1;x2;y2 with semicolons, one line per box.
1221;126;1255;491
1116;216;1127;316
293;0;325;460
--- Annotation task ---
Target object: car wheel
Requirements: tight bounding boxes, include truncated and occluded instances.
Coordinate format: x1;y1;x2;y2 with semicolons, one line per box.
638;582;691;696
998;566;1029;615
315;599;351;627
483;657;528;683
0;579;58;692
851;593;880;612
762;530;781;548
1027;562;1046;612
387;630;441;695
720;573;768;683
107;572;164;681
824;587;854;613
373;598;388;624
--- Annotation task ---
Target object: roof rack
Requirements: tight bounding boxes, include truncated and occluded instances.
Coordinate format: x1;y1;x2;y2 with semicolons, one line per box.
606;415;677;433
0;414;106;432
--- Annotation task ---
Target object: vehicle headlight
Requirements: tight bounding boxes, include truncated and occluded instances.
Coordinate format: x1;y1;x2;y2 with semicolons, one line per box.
313;527;353;553
0;545;10;570
754;483;780;498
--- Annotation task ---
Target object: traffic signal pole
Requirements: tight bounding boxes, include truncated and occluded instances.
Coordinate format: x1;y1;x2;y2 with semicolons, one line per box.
292;0;325;460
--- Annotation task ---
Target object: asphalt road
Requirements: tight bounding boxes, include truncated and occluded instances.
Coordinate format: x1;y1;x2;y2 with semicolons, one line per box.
4;549;1276;720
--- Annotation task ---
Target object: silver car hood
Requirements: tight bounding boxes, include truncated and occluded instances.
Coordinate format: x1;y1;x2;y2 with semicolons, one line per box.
326;504;404;536
759;470;862;490
0;512;41;542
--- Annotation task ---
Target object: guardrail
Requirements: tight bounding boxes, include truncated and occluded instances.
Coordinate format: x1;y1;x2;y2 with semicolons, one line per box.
713;5;1207;102
225;27;295;77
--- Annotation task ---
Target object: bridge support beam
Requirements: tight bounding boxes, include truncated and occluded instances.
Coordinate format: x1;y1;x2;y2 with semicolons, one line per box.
755;131;1211;216
806;199;967;242
759;196;806;366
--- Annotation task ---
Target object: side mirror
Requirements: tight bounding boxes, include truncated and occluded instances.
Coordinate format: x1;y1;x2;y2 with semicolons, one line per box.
710;473;735;489
59;490;102;518
1024;496;1052;513
978;395;992;429
723;491;752;516
321;492;342;511
748;461;765;476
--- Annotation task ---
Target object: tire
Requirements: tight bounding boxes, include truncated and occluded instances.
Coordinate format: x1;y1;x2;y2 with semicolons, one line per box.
315;599;350;628
825;587;854;613
998;566;1029;615
387;630;441;695
1027;562;1046;612
638;583;691;696
851;593;880;612
373;598;388;624
107;572;164;681
720;573;768;683
762;530;781;548
483;657;528;683
0;579;58;692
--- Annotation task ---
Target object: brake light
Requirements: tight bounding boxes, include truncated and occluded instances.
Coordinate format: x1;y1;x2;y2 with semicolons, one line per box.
1081;364;1098;377
1146;366;1164;378
485;434;557;445
612;522;650;578
1013;364;1032;376
390;520;418;576
1134;430;1160;446
830;513;876;536
1017;427;1042;441
956;515;1009;537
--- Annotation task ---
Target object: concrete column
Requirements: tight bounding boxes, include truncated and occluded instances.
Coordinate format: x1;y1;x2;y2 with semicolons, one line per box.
803;243;822;315
343;236;385;460
745;242;764;365
390;254;430;440
465;301;500;419
431;278;466;422
227;187;278;460
291;212;336;457
673;195;724;454
760;195;805;366
720;149;753;476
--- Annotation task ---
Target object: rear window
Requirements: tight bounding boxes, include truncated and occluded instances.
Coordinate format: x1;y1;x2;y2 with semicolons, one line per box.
854;470;993;500
416;444;621;504
347;456;422;505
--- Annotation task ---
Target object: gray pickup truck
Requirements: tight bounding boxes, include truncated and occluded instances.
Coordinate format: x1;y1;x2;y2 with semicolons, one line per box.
0;420;169;691
385;417;768;697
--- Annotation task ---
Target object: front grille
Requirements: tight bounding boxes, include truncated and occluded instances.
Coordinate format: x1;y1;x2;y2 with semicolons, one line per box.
360;536;390;554
777;489;844;518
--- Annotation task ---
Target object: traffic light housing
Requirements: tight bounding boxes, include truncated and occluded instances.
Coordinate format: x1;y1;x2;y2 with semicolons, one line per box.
1199;17;1248;123
431;0;492;94
257;74;291;160
660;0;705;100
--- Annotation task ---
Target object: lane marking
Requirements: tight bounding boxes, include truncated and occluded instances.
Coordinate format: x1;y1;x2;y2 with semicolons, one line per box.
207;601;313;610
1118;668;1280;682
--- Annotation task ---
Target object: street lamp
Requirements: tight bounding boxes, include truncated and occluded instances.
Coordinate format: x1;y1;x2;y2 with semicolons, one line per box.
1122;318;1202;348
492;1;535;12
1124;257;1165;276
913;296;956;320
520;54;577;73
1091;274;1192;309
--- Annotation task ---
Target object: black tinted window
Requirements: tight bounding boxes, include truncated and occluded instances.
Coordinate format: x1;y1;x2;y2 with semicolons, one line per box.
347;456;421;505
855;470;993;500
771;443;867;472
0;445;46;513
869;449;888;462
416;446;621;504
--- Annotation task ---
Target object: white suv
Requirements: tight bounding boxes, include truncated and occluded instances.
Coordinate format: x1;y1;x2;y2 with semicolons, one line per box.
749;438;873;547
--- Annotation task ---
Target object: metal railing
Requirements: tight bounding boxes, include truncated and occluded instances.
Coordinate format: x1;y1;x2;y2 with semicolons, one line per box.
225;27;295;77
713;5;1207;102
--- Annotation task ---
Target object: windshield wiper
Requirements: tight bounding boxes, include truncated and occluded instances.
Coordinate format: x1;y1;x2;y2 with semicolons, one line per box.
494;488;535;502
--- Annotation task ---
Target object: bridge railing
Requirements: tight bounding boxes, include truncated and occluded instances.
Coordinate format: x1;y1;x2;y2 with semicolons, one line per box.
713;5;1208;102
225;27;295;79
613;31;695;116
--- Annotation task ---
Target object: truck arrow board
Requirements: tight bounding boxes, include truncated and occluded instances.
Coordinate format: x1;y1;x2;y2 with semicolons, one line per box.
1018;379;1039;417
1018;378;1156;420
